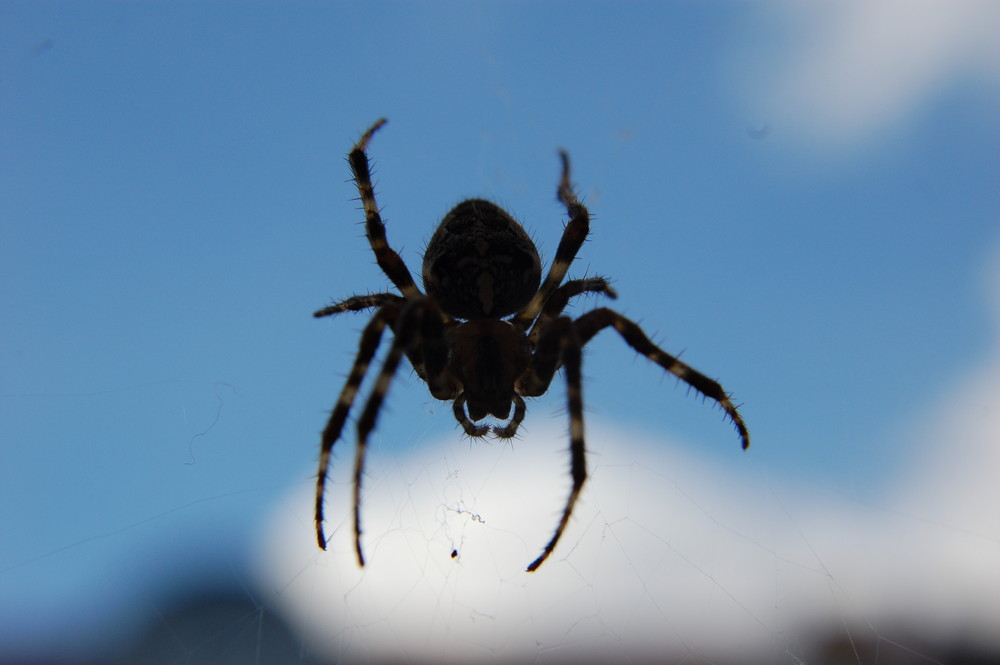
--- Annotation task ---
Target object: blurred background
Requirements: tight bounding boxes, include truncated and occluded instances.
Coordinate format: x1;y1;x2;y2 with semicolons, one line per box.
2;2;999;663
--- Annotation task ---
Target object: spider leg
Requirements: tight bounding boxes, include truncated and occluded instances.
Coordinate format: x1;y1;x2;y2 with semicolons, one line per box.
414;297;455;400
349;118;422;299
512;151;590;330
574;308;750;450
350;299;443;566
452;394;490;437
315;303;399;550
517;314;569;399
492;394;526;438
317;291;452;404
524;317;586;572
543;278;618;316
314;292;404;318
527;277;617;343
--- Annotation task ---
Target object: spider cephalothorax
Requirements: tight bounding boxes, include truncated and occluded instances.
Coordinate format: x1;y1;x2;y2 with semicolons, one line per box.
313;118;749;572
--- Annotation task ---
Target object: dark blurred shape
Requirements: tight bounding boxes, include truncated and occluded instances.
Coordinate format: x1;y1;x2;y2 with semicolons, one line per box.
111;589;321;665
813;627;1000;665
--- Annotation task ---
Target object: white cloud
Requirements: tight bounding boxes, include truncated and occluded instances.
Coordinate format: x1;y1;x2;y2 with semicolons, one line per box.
256;426;810;662
747;0;1000;148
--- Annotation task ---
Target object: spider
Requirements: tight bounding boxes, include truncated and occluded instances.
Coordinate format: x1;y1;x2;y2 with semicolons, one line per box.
314;118;749;572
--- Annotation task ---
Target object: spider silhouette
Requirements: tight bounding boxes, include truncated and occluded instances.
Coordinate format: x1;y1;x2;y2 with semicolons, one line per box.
314;118;749;572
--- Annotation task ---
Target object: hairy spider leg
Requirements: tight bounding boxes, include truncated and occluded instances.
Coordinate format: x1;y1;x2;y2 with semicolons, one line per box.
349;118;422;299
517;305;750;570
415;296;453;400
452;395;490;437
512;151;590;330
491;394;527;438
527;277;618;343
315;293;452;397
574;308;750;450
517;317;586;572
314;292;404;318
315;303;398;550
544;278;618;315
348;298;452;566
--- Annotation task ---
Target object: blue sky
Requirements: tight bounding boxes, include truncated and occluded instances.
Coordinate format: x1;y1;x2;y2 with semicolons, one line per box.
2;1;999;662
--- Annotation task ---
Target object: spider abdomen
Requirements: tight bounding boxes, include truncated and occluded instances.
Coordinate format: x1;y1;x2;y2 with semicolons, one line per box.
422;199;541;320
